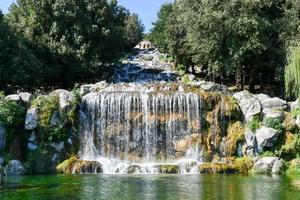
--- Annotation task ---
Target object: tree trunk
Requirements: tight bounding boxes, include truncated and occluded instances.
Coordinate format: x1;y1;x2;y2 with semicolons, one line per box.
248;67;255;93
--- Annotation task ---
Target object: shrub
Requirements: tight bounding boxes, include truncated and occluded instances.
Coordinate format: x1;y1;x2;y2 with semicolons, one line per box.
0;92;26;127
263;118;285;134
247;116;262;132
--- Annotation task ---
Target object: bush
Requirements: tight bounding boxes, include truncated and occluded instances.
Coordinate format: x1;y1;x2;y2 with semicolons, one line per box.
247;116;261;132
0;92;26;127
263;118;285;134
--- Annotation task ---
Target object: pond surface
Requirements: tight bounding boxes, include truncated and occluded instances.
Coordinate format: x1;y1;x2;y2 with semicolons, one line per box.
0;174;300;200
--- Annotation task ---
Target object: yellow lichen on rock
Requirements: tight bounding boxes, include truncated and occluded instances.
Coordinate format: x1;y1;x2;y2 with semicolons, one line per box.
225;121;245;156
56;156;102;174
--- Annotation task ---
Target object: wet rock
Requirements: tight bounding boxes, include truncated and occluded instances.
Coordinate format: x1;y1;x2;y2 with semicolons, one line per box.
5;160;26;176
90;81;108;92
25;108;38;130
80;84;94;96
50;111;60;126
5;94;21;102
199;163;237;174
0;123;5;150
51;141;64;152
28;131;36;142
261;97;287;113
233;91;261;121
51;89;74;110
252;157;284;174
255;127;279;153
19;92;33;103
27;143;38;151
154;164;179;174
126;165;142;174
57;157;102;174
244;130;256;156
0;157;3;166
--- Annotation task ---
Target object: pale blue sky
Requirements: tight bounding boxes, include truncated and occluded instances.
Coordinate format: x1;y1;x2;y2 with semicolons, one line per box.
0;0;173;32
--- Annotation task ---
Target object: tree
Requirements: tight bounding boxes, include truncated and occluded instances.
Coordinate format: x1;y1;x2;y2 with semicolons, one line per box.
6;0;144;87
124;14;144;51
0;9;42;88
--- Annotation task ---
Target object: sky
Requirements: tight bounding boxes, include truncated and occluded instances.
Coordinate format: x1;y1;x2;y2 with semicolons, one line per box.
0;0;173;32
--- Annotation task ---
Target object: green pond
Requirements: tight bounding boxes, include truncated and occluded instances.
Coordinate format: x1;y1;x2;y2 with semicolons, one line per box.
1;174;300;200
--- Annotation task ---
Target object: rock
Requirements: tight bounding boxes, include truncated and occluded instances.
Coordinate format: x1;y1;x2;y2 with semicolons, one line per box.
244;130;256;156
5;94;21;102
252;157;283;174
90;81;108;92
0;123;5;150
126;165;142;174
255;127;279;153
51;141;64;152
27;143;38;151
233;91;261;121
255;94;270;103
51;89;74;110
5;160;26;176
199;163;237;174
264;110;284;121
188;74;196;81
289;98;300;112
262;97;287;113
67;138;72;145
283;114;297;131
0;157;4;166
80;84;94;96
28;131;36;142
201;82;220;92
50;111;60;126
153;164;179;174
57;157;102;174
296;115;300;128
25;108;38;130
19;92;33;103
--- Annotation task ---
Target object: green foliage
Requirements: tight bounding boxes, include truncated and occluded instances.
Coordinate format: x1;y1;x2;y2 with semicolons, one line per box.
3;1;143;88
263;118;285;134
247;116;262;132
0;92;26;127
285;47;300;99
32;95;59;128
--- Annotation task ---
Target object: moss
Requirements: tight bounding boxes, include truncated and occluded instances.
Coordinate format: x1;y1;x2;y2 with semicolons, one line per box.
31;95;59;128
280;134;300;160
225;121;245;156
56;156;102;174
232;157;254;174
247;116;262;132
263;118;285;134
286;158;300;175
156;165;179;174
283;113;298;132
199;163;237;174
222;96;241;119
0;92;26;127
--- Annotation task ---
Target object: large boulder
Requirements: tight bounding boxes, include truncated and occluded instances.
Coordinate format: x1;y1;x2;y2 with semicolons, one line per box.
5;160;26;176
233;91;261;121
264;110;285;121
255;127;279;153
57;157;102;174
289;98;299;112
261;97;287;113
255;94;270;104
25;108;38;130
0;123;5;150
252;157;284;174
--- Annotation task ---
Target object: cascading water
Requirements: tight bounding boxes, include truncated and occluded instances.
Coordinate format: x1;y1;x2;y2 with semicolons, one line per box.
0;124;5;151
78;83;205;174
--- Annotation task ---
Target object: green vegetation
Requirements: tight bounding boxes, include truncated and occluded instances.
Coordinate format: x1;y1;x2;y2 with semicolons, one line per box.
0;0;144;90
247;117;262;132
263;118;285;134
285;47;300;99
0;93;26;127
150;0;300;93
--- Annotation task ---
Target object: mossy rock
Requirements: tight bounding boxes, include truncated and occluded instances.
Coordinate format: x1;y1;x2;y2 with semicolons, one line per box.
280;133;300;160
283;113;298;132
286;159;300;175
56;156;102;174
225;121;245;157
198;163;237;174
154;164;179;174
232;157;254;174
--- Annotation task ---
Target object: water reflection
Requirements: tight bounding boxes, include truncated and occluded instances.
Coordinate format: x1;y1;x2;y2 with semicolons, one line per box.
1;175;300;200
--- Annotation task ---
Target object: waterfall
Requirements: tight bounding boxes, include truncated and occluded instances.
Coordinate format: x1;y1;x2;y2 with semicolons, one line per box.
78;83;206;174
